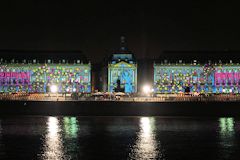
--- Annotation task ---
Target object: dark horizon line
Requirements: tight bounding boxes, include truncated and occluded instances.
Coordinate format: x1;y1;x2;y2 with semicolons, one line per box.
0;48;240;53
0;49;83;53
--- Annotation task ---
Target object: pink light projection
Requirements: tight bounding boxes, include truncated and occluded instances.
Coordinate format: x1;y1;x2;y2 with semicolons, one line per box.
0;72;30;79
214;72;240;85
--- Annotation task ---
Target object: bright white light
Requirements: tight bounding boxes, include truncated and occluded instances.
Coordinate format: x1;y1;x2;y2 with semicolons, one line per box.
50;85;58;93
48;117;59;137
143;85;151;94
43;117;64;159
140;117;151;135
129;117;159;159
66;88;70;92
229;89;232;93
223;89;226;93
73;88;76;92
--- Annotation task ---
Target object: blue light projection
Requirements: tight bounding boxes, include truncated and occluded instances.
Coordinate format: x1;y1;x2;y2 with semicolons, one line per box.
121;69;134;93
108;61;137;93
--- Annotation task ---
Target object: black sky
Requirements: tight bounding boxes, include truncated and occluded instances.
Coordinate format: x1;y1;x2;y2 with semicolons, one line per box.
0;1;240;62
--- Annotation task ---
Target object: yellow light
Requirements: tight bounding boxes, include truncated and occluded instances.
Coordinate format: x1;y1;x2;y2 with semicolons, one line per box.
143;85;151;94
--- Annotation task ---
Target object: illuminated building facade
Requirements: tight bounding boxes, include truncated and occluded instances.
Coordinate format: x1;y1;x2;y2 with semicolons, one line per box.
154;60;240;94
0;51;91;93
108;37;137;93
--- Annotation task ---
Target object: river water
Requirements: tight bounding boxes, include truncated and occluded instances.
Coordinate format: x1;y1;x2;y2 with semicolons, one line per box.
0;116;239;160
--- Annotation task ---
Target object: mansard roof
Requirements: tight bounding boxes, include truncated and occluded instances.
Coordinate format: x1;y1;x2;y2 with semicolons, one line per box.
0;50;89;64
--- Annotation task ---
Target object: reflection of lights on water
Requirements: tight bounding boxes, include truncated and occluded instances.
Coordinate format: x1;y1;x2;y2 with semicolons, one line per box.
0;120;2;137
64;117;79;138
129;117;163;160
0;120;2;134
219;117;235;134
48;117;59;137
140;117;151;136
218;117;236;159
0;120;2;150
41;117;66;160
63;117;80;159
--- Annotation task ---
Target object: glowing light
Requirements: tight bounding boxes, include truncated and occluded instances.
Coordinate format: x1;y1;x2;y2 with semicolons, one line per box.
154;64;240;94
73;88;77;92
48;117;59;137
140;117;151;135
143;85;151;94
0;64;91;93
223;89;226;93
108;60;137;93
50;85;58;93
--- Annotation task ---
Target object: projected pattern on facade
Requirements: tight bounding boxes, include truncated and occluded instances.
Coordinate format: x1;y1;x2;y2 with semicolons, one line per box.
154;63;240;94
0;63;91;93
108;62;137;93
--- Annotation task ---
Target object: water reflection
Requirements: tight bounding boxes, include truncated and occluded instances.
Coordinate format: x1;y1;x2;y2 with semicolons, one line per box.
0;120;2;135
218;117;236;159
129;117;164;160
219;117;235;136
63;117;80;159
63;117;79;138
41;117;66;160
0;120;2;146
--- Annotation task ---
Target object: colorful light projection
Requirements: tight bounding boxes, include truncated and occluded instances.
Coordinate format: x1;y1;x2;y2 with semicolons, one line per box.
0;72;30;79
214;66;240;93
154;65;205;93
154;63;240;94
0;63;91;93
0;65;31;93
108;61;137;93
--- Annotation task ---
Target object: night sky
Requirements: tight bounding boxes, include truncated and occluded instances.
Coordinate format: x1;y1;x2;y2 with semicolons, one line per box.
0;1;240;62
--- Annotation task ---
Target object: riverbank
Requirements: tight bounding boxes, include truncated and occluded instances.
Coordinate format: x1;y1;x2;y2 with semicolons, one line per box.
0;100;240;116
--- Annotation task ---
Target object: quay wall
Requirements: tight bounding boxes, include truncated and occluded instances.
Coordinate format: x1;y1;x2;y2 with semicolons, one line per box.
0;101;240;116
